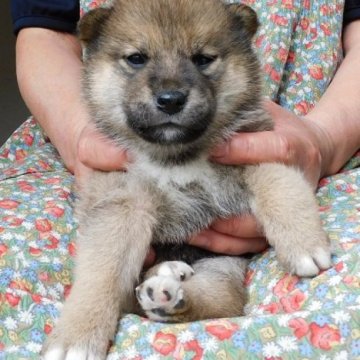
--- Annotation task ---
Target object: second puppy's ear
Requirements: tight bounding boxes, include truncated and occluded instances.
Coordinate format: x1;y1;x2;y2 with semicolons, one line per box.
78;7;112;46
226;4;259;37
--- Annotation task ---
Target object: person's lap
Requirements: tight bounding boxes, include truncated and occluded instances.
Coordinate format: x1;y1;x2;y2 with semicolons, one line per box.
0;119;359;358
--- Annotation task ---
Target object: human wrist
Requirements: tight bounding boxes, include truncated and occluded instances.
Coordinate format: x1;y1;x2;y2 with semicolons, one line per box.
302;113;338;179
51;107;91;173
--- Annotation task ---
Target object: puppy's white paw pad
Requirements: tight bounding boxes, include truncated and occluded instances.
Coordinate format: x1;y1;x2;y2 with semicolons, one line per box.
42;346;65;360
157;261;194;281
294;255;320;277
313;247;332;270
43;343;103;360
65;347;89;360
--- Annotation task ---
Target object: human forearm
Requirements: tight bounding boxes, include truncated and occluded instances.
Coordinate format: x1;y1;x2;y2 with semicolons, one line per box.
304;20;360;177
16;28;88;172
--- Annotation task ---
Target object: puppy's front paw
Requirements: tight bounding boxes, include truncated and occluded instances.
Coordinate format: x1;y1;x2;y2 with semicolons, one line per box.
136;275;187;322
42;345;100;360
292;246;332;277
42;321;110;360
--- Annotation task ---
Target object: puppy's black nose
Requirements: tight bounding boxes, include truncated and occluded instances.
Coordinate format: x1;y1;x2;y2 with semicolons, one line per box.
156;90;187;115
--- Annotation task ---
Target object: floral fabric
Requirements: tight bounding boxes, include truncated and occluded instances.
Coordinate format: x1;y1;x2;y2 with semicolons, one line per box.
0;0;359;359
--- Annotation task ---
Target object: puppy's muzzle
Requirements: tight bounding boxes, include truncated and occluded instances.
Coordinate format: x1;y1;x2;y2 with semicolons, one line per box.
156;90;188;115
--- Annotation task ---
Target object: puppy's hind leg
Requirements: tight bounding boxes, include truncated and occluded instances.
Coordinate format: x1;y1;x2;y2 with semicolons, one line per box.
137;257;248;322
245;163;331;277
42;182;158;360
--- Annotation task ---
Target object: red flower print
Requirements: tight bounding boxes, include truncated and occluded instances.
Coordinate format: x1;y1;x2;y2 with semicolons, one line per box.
309;65;324;80
273;274;298;297
294;72;303;83
184;340;204;360
15;149;27;161
38;272;50;282
334;261;344;272
287;51;296;63
205;320;239;340
305;42;314;50
270;69;281;82
289;317;309;339
319;178;330;187
1;148;10;158
3;215;23;227
152;332;177;356
45;201;65;218
0;199;20;209
319;205;331;212
299;18;309;30
64;285;72;299
343;275;355;284
255;34;265;48
45;204;65;218
68;242;77;257
0;243;8;256
320;5;330;15
310;27;318;40
278;47;288;62
294;101;310;114
31;294;42;304
17;180;35;192
280;290;306;313
38;160;52;170
5;293;21;307
44;178;62;185
44;324;53;335
23;134;34;146
270;14;288;26
309;323;341;350
45;235;60;250
29;247;42;256
262;302;281;314
282;0;294;9
320;23;331;36
244;269;255;286
35;219;52;232
55;189;71;200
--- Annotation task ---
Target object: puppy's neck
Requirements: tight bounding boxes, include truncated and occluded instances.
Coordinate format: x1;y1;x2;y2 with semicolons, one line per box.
149;147;203;167
132;140;209;167
131;152;215;189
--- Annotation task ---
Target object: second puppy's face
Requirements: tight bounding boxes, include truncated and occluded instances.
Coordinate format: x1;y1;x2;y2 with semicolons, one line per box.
80;0;261;155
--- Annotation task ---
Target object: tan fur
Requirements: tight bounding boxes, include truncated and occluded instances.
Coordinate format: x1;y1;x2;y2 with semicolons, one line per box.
42;1;330;359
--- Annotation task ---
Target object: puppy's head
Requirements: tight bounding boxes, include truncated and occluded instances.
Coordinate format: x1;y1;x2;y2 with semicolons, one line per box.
79;0;268;163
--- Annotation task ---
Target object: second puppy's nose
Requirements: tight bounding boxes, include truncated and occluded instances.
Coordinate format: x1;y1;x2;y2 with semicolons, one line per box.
156;90;187;115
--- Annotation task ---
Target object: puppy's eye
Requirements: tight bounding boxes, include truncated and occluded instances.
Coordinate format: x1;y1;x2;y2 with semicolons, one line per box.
126;53;148;68
191;54;217;69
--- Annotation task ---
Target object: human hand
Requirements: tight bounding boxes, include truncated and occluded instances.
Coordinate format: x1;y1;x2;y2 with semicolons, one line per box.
210;100;330;187
189;215;268;255
190;100;333;255
73;123;130;186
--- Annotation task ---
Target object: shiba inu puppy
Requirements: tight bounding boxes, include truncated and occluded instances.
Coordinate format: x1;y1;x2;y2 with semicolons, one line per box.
42;0;331;359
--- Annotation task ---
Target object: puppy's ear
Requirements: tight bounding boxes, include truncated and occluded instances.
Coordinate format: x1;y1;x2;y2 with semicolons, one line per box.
78;7;112;46
226;4;259;37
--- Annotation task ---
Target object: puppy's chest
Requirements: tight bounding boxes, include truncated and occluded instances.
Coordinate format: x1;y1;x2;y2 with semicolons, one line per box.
129;158;251;242
131;156;231;205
